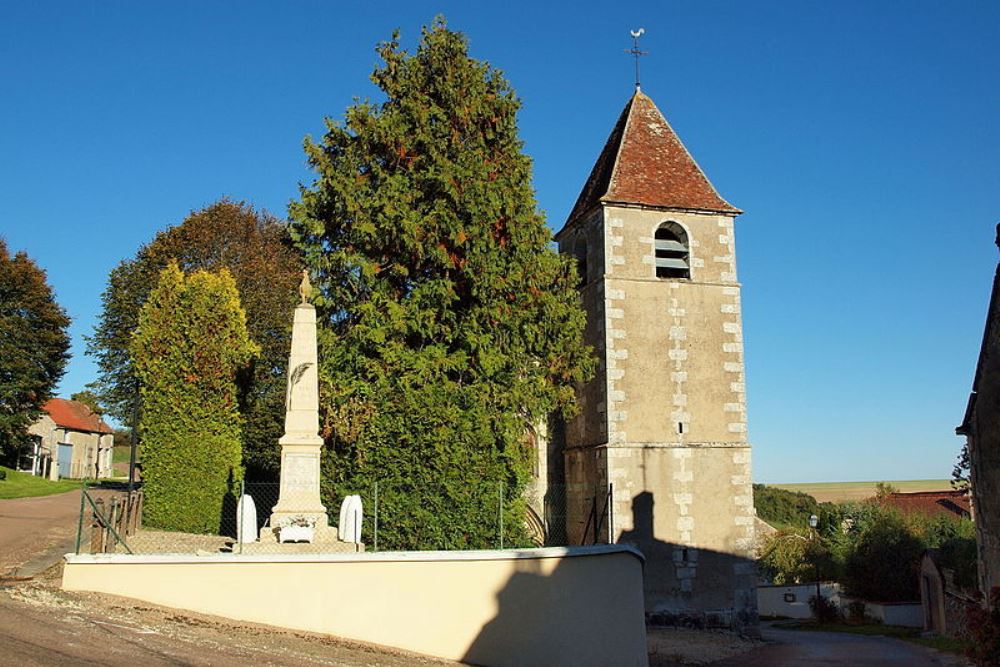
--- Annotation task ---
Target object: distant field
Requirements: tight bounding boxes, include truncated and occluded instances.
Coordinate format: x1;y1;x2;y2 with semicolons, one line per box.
769;480;952;503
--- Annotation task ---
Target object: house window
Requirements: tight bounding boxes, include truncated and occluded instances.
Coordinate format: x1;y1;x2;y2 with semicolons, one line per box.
654;222;690;279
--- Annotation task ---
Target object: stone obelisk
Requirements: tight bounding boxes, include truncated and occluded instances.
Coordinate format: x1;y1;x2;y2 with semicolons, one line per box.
266;270;334;539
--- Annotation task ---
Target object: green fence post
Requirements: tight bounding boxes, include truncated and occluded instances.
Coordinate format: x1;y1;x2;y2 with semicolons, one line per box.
74;485;86;554
239;478;245;555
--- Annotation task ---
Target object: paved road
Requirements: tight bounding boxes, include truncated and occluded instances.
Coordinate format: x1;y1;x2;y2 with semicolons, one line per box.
0;490;86;576
713;622;963;666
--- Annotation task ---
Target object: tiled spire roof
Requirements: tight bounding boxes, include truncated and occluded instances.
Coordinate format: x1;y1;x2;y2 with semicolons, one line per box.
565;90;740;229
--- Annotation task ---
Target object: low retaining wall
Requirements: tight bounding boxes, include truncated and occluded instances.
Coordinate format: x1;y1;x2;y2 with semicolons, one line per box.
854;600;923;628
63;545;648;667
757;583;841;619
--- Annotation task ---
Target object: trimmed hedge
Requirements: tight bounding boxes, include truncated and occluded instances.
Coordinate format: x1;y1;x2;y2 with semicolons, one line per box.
132;262;257;533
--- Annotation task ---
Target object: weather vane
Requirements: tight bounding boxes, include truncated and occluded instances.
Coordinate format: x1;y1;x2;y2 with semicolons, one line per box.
626;28;647;91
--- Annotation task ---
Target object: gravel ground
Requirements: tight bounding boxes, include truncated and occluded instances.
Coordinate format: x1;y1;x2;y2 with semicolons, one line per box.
647;626;761;666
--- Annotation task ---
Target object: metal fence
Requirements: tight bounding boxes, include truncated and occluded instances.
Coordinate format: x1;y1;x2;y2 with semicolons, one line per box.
73;481;614;556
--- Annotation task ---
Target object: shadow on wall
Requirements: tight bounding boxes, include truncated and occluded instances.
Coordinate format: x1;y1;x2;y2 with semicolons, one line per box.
618;491;758;632
462;491;758;666
462;547;648;667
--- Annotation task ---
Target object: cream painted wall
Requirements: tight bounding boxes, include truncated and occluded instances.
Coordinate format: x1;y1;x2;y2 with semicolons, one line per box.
63;546;648;667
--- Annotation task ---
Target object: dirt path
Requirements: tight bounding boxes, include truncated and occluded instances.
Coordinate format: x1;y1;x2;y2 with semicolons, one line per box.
0;491;456;666
0;489;88;576
0;569;454;667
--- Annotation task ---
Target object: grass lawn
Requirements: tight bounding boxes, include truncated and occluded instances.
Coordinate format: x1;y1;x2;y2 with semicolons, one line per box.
0;466;82;499
113;445;133;464
770;480;952;503
775;621;969;655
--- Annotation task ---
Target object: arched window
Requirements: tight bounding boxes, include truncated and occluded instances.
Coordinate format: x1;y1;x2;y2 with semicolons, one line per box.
573;237;588;287
654;222;690;279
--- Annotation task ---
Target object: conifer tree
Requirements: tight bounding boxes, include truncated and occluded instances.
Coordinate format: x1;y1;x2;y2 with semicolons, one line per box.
132;263;258;533
0;239;70;462
290;20;594;549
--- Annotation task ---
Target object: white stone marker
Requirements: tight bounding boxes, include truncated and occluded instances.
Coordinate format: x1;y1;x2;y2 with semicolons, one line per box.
236;494;258;544
338;495;363;544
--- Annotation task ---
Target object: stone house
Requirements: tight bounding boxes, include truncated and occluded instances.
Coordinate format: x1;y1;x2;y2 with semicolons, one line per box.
956;224;1000;598
547;88;756;630
26;398;114;480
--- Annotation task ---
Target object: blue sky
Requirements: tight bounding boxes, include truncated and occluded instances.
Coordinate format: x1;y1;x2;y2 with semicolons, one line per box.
2;2;997;483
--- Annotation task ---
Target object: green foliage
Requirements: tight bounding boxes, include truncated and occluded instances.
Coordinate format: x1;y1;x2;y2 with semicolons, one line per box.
874;481;899;500
753;484;828;532
841;508;925;601
87;200;302;478
70;390;104;417
759;531;834;585
291;19;594;549
0;468;6;481
953;441;971;491
132;263;258;533
0;239;71;463
759;496;978;603
810;594;841;623
967;587;1000;667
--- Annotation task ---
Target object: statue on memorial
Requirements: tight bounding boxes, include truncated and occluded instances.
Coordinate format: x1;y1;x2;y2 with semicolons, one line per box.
298;269;312;304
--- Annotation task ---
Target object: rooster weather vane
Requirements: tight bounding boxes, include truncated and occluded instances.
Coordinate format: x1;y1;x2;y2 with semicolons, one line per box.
626;28;648;91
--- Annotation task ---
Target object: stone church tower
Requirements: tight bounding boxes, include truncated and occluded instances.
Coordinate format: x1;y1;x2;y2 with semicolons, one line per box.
552;89;756;628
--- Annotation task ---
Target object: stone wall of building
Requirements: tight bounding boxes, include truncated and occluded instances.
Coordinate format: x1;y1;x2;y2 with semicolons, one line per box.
555;204;756;630
965;264;1000;596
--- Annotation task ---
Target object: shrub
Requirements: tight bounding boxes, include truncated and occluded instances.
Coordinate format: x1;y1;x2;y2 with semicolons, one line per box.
842;509;924;601
753;484;825;532
966;587;1000;667
810;594;841;623
845;599;870;624
0;468;6;481
131;263;258;533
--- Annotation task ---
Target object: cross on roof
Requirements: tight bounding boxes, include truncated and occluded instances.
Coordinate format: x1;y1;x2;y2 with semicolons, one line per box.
626;28;648;91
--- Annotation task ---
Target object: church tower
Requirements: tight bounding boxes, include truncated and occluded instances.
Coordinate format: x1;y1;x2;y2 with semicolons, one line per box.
554;90;756;628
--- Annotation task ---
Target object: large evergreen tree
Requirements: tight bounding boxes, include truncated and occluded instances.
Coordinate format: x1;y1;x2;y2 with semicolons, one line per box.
290;20;594;549
132;263;258;533
87;200;302;477
0;239;71;462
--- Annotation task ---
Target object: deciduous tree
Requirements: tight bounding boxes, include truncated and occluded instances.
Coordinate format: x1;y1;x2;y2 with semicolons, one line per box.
0;239;70;462
87;200;301;477
290;19;594;549
132;263;258;533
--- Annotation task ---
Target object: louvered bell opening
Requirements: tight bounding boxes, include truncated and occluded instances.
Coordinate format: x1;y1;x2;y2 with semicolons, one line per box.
654;223;691;279
655;239;687;253
655;257;688;270
655;250;690;279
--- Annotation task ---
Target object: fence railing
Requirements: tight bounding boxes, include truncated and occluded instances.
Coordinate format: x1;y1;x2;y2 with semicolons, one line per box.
74;486;143;554
71;480;614;556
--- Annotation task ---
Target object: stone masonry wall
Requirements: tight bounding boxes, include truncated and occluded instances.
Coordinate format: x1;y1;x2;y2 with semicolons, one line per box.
556;204;756;630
